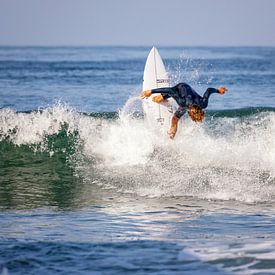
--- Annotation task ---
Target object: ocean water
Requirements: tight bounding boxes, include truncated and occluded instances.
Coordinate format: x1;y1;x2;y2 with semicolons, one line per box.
0;46;275;274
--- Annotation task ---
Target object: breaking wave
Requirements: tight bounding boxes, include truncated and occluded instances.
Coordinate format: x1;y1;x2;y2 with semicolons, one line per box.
1;103;275;203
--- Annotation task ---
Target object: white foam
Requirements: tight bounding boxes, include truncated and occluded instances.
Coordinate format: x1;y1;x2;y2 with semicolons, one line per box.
0;103;79;148
1;103;275;203
83;106;275;203
181;241;275;274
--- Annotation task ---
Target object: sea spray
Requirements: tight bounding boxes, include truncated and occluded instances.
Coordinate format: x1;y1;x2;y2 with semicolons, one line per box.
0;104;78;146
80;106;275;203
1;104;275;203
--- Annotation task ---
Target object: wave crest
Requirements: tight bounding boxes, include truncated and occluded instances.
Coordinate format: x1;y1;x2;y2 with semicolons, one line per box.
1;104;275;203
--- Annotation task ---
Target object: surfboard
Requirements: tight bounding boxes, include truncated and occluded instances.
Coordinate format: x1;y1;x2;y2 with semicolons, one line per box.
142;47;175;127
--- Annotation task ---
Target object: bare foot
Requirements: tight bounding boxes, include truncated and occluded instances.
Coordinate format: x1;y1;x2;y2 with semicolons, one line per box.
168;131;176;139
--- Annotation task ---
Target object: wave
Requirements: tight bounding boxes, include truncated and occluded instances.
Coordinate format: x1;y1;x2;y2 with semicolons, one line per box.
1;103;275;203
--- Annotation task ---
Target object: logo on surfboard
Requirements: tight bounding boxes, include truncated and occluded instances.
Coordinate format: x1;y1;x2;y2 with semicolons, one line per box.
156;79;169;84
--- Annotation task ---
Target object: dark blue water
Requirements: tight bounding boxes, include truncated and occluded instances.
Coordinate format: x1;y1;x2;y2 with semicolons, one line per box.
1;46;275;274
1;46;275;112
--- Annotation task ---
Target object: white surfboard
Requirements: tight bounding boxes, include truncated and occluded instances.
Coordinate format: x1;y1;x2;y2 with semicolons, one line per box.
142;47;175;128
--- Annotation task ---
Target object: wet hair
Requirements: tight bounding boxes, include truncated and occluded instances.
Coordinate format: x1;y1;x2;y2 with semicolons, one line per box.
188;105;205;122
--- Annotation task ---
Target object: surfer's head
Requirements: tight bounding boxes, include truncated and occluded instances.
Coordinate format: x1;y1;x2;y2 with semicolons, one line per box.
188;105;205;122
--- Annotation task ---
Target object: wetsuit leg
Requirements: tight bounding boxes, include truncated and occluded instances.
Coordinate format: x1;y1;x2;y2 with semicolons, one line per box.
162;94;171;100
174;106;187;119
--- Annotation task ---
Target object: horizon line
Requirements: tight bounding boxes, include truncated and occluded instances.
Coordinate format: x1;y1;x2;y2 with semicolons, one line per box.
0;44;275;48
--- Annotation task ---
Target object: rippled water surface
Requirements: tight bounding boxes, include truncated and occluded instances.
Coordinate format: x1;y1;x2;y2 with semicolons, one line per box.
1;46;275;274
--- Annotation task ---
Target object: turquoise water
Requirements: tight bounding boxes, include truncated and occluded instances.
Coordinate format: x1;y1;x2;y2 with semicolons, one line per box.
1;46;275;274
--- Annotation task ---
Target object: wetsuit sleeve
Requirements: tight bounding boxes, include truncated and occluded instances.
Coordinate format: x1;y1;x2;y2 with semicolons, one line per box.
174;106;187;119
201;88;219;108
151;87;177;97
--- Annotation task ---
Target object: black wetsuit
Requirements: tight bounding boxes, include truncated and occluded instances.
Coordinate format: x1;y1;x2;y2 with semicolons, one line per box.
151;83;219;118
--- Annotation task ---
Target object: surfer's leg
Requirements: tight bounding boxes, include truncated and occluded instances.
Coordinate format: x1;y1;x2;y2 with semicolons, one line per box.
168;107;186;139
168;114;179;139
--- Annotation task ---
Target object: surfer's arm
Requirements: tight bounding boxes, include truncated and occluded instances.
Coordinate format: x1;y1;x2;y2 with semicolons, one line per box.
201;87;228;108
151;87;176;97
140;87;175;99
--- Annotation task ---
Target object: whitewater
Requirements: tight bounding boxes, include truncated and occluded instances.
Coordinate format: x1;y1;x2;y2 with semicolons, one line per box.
1;102;275;203
1;46;275;274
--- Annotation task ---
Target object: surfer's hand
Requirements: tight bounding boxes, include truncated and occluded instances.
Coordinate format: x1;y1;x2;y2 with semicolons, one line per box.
218;87;228;94
140;90;152;99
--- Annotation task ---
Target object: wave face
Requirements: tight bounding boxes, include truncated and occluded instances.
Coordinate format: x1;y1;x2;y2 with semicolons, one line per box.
1;104;275;204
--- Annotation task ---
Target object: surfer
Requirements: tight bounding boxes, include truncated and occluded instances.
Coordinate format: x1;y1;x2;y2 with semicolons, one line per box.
140;83;227;139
